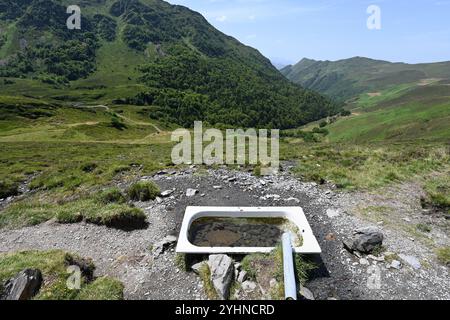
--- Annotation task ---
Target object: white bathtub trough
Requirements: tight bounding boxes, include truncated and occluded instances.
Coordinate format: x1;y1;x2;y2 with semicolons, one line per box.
176;206;321;254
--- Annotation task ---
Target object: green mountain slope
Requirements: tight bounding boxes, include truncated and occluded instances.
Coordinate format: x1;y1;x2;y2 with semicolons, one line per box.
307;79;450;143
0;0;341;129
281;57;450;102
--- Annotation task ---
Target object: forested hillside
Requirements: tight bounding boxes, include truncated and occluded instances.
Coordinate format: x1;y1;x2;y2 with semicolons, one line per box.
0;0;341;128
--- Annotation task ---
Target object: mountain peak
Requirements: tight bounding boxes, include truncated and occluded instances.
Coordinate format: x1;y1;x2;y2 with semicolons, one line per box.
299;57;317;63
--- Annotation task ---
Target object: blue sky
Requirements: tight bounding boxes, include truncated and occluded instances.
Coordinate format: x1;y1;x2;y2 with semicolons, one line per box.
166;0;450;66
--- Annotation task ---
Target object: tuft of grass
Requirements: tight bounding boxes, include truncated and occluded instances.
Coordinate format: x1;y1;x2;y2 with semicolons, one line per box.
82;204;147;230
435;247;450;265
229;281;241;300
175;253;188;272
0;250;123;300
97;187;126;204
422;174;450;213
76;277;124;300
241;253;265;281
253;165;261;177
370;245;386;257
271;245;316;287
127;181;160;201
198;263;218;300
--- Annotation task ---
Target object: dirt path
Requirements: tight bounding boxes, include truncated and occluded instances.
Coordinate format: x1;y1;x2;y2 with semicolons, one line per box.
84;105;164;134
0;166;448;300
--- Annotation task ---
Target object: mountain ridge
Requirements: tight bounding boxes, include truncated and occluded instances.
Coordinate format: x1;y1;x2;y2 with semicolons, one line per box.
281;56;450;101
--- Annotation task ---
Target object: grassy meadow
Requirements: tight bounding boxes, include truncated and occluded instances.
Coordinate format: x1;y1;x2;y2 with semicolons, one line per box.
281;78;449;212
0;96;174;229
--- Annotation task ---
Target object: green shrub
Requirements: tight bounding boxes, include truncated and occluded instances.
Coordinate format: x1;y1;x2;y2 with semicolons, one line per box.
319;120;328;128
127;181;160;201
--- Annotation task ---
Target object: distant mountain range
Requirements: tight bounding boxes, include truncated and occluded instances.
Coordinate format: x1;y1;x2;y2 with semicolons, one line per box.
281;57;450;101
0;0;340;129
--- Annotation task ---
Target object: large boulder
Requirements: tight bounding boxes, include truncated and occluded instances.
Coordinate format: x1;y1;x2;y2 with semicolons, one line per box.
352;227;384;253
1;269;43;300
208;254;234;300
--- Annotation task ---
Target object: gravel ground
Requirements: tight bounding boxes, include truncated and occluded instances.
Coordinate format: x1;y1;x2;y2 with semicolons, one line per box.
0;165;448;300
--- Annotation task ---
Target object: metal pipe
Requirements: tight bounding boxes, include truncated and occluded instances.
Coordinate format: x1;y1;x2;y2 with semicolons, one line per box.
282;232;297;300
